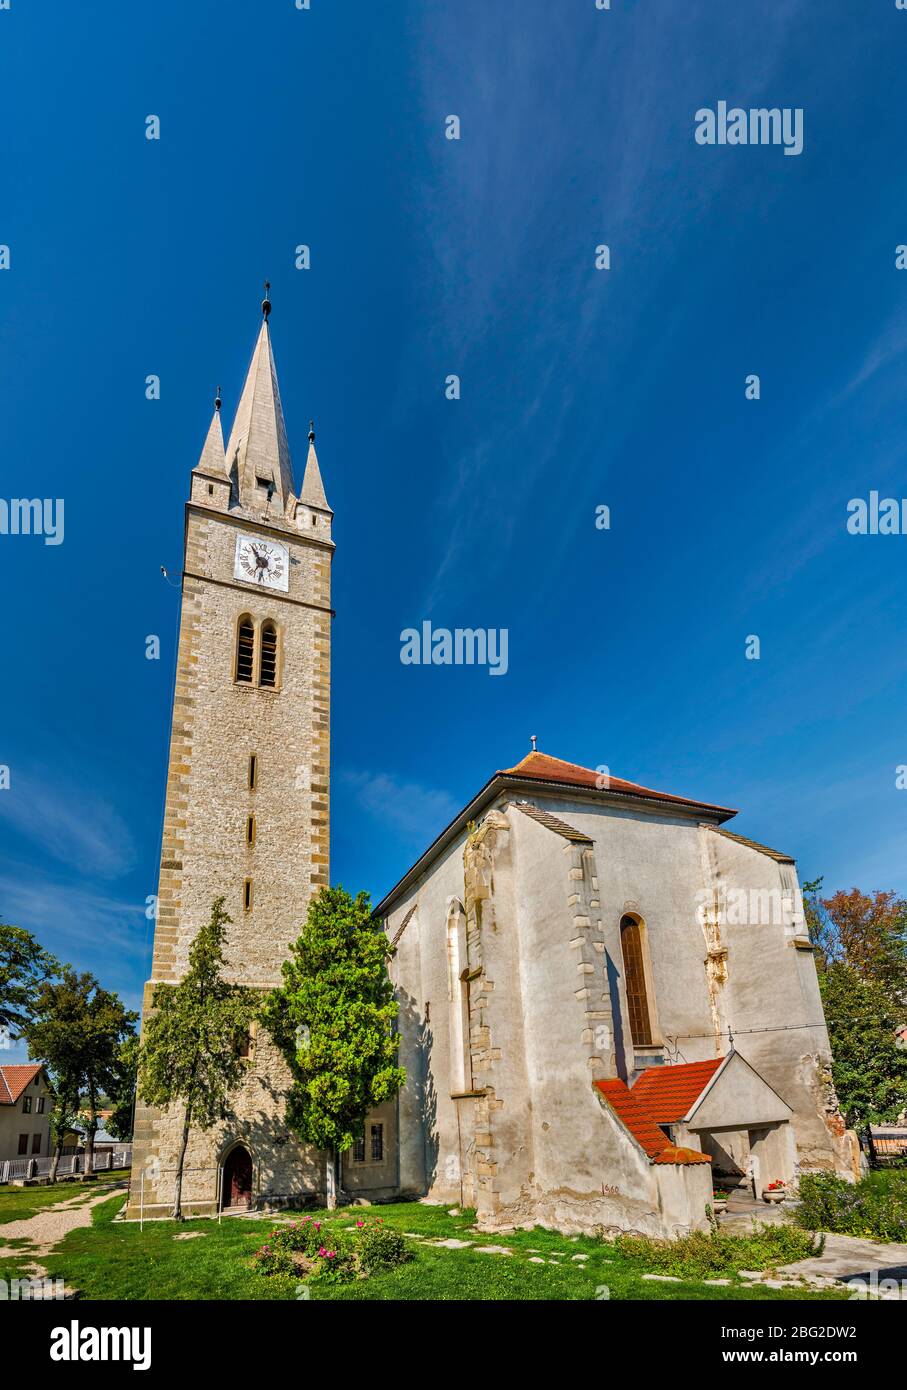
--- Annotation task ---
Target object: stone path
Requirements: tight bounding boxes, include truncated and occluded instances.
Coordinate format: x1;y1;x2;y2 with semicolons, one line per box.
777;1232;907;1290
0;1182;127;1259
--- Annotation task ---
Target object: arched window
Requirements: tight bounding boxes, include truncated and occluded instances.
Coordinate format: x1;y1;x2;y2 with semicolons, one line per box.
236;616;255;683
446;899;473;1094
620;914;653;1047
259;621;278;688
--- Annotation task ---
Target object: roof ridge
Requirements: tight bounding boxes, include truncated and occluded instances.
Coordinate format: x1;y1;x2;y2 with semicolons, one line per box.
511;800;592;843
702;823;795;864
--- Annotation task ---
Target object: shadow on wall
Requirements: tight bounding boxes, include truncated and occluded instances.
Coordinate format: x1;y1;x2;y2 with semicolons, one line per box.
235;1072;325;1202
398;990;438;1192
606;951;628;1082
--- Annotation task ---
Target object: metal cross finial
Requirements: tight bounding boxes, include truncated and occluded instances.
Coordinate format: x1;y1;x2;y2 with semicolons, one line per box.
214;385;222;412
262;280;272;320
308;420;315;443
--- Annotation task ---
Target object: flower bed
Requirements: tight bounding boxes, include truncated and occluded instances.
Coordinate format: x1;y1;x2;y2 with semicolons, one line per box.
252;1215;414;1287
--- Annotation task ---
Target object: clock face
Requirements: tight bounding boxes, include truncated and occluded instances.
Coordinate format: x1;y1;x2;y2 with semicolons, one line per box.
234;535;289;592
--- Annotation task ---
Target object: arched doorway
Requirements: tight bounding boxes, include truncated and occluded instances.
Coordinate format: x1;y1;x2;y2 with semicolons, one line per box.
221;1144;253;1210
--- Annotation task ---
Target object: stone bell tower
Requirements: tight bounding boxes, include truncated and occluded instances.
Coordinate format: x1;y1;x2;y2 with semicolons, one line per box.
127;288;334;1216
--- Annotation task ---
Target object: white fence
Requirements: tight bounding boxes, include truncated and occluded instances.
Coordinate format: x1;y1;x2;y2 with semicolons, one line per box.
0;1146;132;1184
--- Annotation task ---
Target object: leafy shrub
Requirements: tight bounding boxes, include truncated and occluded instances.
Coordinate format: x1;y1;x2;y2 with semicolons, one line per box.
793;1171;907;1244
613;1223;822;1279
251;1240;297;1278
277;1217;336;1256
356;1219;414;1273
309;1244;357;1284
252;1214;413;1283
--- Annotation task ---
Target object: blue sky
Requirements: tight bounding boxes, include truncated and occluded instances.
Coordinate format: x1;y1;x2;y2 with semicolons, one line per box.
1;0;906;1054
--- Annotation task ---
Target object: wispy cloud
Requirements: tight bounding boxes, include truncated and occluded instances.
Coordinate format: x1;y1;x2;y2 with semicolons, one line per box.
0;868;150;967
839;306;907;401
0;770;136;879
340;769;459;846
406;0;812;610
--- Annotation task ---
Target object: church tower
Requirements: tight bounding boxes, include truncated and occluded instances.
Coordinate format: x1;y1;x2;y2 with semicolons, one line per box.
127;291;334;1216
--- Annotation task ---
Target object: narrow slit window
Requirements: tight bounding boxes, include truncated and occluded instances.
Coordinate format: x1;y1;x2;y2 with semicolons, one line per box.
248;754;257;790
236;617;255;683
260;621;278;688
243;878;253;912
246;814;256;846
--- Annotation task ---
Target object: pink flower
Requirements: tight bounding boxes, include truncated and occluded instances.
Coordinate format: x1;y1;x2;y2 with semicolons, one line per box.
318;1246;327;1256
356;1220;364;1228
314;1221;321;1230
326;1250;336;1259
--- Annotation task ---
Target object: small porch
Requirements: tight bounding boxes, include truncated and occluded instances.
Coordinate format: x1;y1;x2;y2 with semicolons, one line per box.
628;1051;797;1199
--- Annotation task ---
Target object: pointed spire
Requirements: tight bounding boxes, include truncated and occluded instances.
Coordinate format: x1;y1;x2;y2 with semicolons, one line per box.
225;289;295;510
299;419;330;511
193;386;227;476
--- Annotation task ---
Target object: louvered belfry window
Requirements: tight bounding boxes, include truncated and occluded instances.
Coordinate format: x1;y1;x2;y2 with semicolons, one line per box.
236;617;255;683
620;915;653;1047
259;621;278;687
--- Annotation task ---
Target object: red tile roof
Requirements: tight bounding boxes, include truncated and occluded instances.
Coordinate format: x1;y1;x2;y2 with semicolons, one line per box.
631;1058;725;1123
595;1078;711;1165
501;752;738;818
0;1063;43;1106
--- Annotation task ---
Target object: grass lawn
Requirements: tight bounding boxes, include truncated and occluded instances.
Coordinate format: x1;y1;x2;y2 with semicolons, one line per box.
0;1171;130;1225
9;1193;851;1302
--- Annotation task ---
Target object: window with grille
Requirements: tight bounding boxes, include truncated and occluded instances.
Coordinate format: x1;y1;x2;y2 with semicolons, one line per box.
236;617;255;683
353;1135;366;1164
260;621;278;687
620;915;653;1047
370;1123;384;1162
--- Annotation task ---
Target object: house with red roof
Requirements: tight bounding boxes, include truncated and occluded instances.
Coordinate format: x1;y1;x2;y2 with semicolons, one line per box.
370;749;858;1235
0;1063;53;1164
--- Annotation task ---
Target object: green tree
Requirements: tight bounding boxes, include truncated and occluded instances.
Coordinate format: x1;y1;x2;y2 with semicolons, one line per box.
804;877;907;1127
24;968;137;1177
138;898;257;1219
804;881;907;995
263;886;405;1208
46;1076;81;1184
0;921;58;1039
821;962;907;1127
105;1035;139;1142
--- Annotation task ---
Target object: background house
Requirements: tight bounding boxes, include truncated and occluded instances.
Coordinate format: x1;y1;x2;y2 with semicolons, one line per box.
0;1064;53;1162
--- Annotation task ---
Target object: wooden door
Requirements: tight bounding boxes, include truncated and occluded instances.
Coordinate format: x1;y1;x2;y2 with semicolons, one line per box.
223;1146;253;1208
